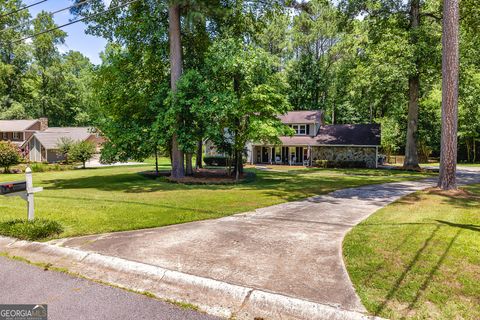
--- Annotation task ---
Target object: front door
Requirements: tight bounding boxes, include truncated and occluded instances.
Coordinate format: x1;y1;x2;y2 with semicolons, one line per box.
262;147;269;163
295;147;303;164
282;147;288;164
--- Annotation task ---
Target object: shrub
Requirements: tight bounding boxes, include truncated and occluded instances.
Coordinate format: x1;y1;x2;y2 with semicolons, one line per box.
56;137;75;164
29;163;75;173
70;140;96;168
0;141;21;173
314;160;367;168
0;219;63;241
204;156;228;167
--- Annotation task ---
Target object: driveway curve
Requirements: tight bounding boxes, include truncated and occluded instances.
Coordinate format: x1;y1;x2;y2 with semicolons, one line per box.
49;168;480;318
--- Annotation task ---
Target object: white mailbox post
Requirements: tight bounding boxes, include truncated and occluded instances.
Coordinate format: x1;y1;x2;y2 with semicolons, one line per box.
1;167;43;220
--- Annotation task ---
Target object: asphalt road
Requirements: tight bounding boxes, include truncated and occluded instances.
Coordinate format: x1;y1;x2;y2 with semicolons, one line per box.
0;256;220;320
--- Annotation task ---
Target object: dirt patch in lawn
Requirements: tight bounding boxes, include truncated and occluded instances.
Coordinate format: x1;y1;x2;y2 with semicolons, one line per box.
140;168;255;185
425;187;479;199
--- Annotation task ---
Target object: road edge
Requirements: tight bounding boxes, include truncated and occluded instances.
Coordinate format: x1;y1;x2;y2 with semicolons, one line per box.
0;235;382;320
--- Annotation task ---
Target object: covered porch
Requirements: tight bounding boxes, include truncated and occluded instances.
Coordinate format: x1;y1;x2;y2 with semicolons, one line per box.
251;145;311;166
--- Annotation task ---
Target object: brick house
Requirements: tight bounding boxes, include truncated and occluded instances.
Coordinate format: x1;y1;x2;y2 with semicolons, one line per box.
0;118;47;146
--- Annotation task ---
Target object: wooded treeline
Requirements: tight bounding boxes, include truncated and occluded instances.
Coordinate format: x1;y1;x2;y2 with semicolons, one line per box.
1;0;479;176
0;3;95;126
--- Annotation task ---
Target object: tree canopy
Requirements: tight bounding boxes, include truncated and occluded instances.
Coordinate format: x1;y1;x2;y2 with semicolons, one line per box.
0;0;478;173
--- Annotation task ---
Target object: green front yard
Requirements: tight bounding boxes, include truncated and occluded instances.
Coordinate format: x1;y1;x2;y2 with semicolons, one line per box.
344;185;480;320
0;160;429;238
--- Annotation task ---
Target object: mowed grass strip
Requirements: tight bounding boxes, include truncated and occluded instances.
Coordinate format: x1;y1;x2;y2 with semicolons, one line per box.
343;184;480;320
0;159;429;238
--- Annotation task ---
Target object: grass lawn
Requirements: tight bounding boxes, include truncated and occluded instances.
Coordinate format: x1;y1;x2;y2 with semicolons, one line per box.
0;159;430;239
343;185;480;320
420;163;480;168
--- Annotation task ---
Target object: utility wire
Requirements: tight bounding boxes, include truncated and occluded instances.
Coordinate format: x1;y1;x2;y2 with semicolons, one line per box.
13;0;142;43
1;0;93;34
0;0;49;20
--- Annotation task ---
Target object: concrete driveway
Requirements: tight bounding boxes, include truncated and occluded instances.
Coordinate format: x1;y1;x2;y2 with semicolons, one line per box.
7;168;479;319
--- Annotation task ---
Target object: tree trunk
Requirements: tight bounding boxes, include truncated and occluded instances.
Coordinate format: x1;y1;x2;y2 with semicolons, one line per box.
404;0;421;170
169;4;185;179
473;139;477;163
438;0;459;190
196;139;203;169
238;152;243;174
185;153;193;175
466;139;471;163
235;150;241;182
154;147;159;176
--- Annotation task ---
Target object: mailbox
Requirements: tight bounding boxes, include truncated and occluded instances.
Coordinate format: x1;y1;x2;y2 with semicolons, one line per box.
0;181;27;195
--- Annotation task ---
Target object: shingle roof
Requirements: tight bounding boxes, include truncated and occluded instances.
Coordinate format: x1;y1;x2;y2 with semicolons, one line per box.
30;127;94;149
278;110;323;124
275;124;381;146
0;120;39;131
315;124;381;146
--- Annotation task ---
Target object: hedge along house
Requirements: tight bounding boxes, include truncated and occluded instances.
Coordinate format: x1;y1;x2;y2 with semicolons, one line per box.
23;127;104;163
247;110;381;168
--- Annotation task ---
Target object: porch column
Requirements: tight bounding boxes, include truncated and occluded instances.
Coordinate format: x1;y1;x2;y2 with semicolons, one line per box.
308;145;312;167
270;147;273;164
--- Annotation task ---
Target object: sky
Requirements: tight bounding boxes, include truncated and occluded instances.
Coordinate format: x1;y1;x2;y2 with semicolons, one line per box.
27;0;110;65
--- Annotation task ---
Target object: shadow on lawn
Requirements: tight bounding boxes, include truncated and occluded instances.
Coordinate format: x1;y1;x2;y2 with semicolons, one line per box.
39;168;432;203
372;218;477;317
436;220;480;232
42;173;186;193
374;225;444;316
41;195;221;216
39;169;341;198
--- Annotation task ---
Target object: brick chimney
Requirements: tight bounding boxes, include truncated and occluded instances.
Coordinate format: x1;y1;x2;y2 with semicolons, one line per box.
39;117;48;131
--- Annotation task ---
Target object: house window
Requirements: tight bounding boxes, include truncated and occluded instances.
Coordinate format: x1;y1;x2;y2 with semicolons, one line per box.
13;132;19;140
290;124;307;135
1;132;7;140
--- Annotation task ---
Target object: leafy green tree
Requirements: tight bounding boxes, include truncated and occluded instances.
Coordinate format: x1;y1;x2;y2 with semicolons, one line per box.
0;141;21;173
92;44;169;174
164;69;210;174
70;140;96;169
201;38;291;180
56;137;75;164
339;0;444;169
58;51;95;125
31;11;67;123
286;0;340;112
0;0;31;116
379;117;401;162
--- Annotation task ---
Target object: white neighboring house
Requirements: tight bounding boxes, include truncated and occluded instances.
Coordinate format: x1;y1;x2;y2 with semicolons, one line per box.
23;127;104;163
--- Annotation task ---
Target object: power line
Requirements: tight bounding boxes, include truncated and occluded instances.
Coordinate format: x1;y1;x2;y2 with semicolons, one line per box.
0;0;49;20
13;0;142;44
1;0;93;34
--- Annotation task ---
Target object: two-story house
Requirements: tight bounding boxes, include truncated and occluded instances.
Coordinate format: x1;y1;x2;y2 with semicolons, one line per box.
0;118;48;147
250;110;324;165
206;110;381;168
0;118;104;163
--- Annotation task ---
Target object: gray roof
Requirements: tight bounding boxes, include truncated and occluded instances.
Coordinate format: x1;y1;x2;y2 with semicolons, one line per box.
278;110;323;124
30;127;94;149
0;120;39;131
314;124;381;146
275;124;381;146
